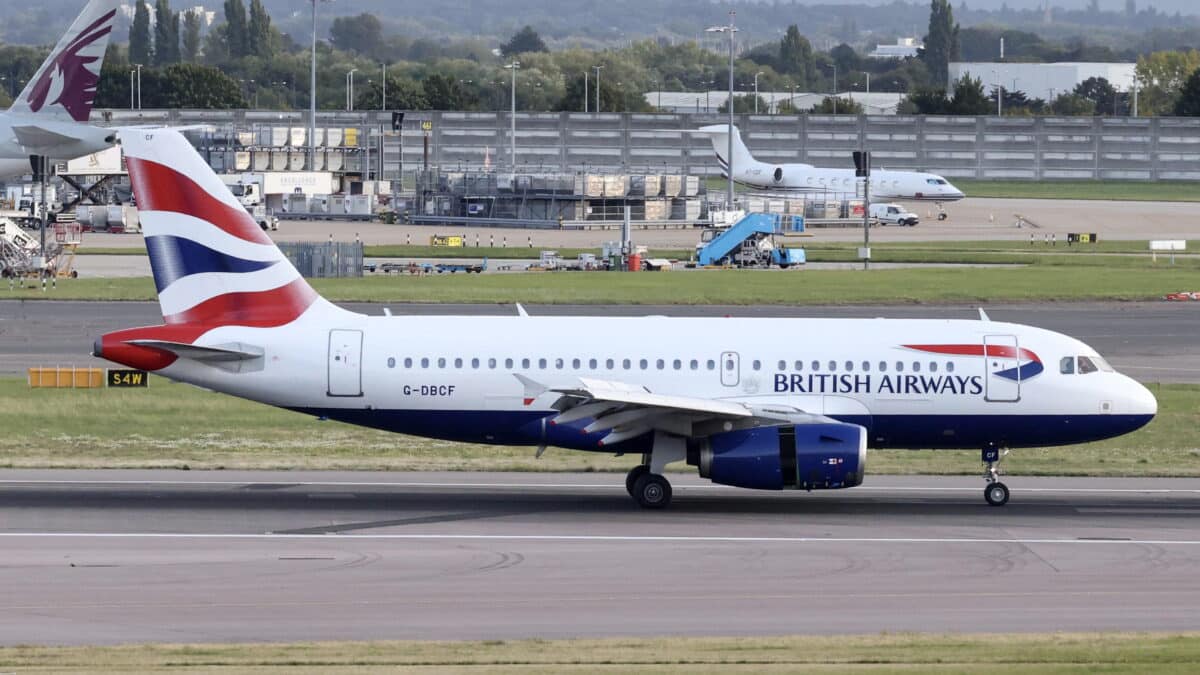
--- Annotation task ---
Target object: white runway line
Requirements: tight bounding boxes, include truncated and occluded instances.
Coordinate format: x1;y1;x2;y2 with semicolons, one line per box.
0;478;1198;494
2;532;1199;545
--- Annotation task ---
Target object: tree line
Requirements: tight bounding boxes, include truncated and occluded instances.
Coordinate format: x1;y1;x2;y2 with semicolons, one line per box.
0;0;1197;116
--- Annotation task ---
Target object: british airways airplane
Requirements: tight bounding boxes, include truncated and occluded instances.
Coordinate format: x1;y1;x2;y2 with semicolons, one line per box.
697;124;965;217
95;130;1156;509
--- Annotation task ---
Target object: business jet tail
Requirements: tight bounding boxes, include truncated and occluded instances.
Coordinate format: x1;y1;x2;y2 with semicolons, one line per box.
9;0;120;122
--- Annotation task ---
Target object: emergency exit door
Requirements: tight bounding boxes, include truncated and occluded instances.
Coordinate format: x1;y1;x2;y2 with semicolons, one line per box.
984;334;1020;402
327;329;363;397
720;351;740;387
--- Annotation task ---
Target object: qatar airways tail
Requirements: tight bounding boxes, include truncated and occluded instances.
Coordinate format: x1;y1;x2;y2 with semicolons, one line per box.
0;0;119;177
96;129;1155;509
697;124;965;207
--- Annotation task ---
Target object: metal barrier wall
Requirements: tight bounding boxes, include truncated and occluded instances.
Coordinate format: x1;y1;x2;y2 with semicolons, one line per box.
97;109;1200;181
278;241;363;278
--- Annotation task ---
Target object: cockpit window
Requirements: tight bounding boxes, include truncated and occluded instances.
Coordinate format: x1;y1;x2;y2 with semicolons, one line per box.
1092;356;1114;372
1077;356;1099;374
1060;357;1075;375
926;178;948;185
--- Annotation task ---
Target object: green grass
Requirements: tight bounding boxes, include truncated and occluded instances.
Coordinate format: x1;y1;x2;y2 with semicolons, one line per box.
3;378;1196;476
76;245;695;260
2;632;1199;673
6;265;1198;303
703;176;1200;201
953;179;1200;202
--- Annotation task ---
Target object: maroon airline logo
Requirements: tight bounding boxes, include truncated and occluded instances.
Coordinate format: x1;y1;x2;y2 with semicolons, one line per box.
26;9;115;122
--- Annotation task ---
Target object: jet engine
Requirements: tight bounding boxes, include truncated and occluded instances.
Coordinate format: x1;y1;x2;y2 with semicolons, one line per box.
687;423;866;490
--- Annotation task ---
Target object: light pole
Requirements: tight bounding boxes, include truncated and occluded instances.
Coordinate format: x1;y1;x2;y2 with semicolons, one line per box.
506;60;520;169
308;0;327;169
753;71;763;114
129;69;134;110
346;68;357;111
832;63;837;114
381;63;387;111
135;64;142;109
593;65;604;113
583;70;588;112
706;10;737;210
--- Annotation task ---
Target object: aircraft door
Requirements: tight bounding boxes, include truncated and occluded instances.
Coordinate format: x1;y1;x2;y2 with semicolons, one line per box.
327;329;363;397
720;351;740;387
984;334;1020;402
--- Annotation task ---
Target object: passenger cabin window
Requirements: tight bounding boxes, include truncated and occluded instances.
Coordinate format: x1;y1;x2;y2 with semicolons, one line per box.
674;359;682;370
862;361;870;372
488;358;497;369
538;358;547;369
606;359;615;369
555;358;564;369
879;361;887;372
707;359;716;370
522;358;531;369
639;359;648;370
1060;356;1075;374
912;361;921;372
752;360;762;371
589;358;598;369
387;357;396;368
421;358;430;368
811;360;820;371
454;358;463;368
946;362;955;373
505;358;514;369
405;357;413;368
437;358;446;368
471;358;480;369
845;360;853;372
929;362;937;373
794;360;803;371
828;360;836;371
690;359;699;370
656;359;665;370
896;361;904;372
778;360;786;370
622;359;631;370
572;358;581;369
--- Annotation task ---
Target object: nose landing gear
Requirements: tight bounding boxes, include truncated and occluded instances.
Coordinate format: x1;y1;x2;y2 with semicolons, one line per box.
936;202;949;221
982;446;1010;506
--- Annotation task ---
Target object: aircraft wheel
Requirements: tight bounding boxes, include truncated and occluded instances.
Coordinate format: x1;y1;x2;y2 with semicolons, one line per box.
984;482;1010;507
625;464;649;496
937;212;948;221
632;473;672;509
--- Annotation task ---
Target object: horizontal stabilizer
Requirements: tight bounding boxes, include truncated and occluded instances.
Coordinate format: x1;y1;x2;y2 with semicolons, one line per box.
12;124;83;148
125;339;264;362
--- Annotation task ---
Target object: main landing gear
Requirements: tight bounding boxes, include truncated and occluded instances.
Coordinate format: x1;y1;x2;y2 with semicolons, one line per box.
982;446;1010;506
625;433;685;509
627;464;672;509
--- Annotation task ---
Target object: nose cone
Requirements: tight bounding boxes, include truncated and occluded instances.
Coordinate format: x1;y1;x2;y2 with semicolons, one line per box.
1129;380;1158;418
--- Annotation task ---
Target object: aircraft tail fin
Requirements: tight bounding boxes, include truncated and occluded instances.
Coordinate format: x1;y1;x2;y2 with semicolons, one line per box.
119;128;335;327
9;0;120;122
695;124;758;176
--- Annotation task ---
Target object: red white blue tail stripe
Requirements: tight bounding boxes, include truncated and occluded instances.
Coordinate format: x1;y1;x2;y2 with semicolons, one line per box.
904;344;1044;381
121;130;318;328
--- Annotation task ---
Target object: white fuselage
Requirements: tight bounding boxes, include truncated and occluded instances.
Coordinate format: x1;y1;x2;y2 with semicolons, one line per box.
151;310;1156;453
733;158;966;203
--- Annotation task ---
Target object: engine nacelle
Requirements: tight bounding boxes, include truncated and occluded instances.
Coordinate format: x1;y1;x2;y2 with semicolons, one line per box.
688;423;866;491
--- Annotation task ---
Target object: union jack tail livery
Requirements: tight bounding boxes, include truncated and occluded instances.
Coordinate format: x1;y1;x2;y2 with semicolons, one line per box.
10;0;119;122
95;129;345;372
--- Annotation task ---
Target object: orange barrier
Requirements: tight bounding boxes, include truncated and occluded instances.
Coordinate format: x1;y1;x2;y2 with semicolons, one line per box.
27;367;105;388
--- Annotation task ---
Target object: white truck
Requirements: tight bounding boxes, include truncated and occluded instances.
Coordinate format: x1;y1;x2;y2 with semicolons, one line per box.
218;174;279;231
869;203;919;227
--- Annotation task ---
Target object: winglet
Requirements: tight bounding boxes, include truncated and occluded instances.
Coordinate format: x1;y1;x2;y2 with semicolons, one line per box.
515;303;529;317
978;308;991;322
513;373;546;406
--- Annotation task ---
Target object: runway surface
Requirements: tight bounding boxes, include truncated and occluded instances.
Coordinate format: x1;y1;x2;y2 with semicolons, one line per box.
1;469;1198;645
2;299;1196;382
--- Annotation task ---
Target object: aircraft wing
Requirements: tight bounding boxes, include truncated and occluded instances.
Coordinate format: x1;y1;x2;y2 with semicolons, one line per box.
516;374;822;446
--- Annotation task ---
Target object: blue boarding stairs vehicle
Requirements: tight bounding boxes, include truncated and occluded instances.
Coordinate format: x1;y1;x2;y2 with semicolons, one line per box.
696;212;807;268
